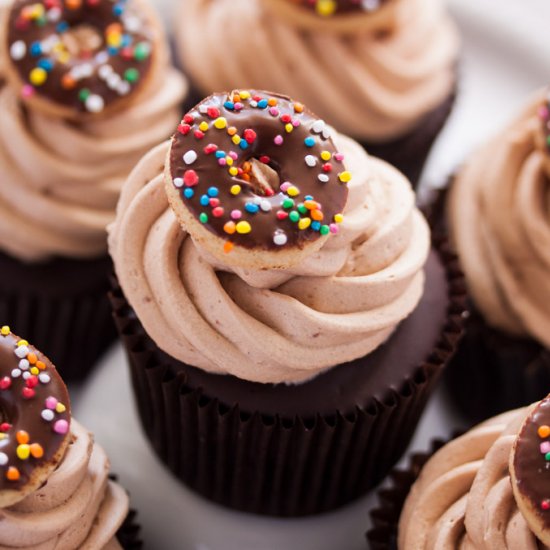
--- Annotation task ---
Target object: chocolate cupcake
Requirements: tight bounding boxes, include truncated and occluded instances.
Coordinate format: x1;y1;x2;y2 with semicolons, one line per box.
174;0;460;187
437;89;550;423
0;0;188;380
109;90;465;516
368;394;550;549
0;325;141;548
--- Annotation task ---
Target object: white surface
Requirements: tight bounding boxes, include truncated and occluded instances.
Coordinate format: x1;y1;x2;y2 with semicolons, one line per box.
73;2;550;549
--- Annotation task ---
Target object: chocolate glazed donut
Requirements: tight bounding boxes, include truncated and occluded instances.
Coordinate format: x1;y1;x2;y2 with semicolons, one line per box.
0;326;71;507
4;0;157;118
166;90;350;269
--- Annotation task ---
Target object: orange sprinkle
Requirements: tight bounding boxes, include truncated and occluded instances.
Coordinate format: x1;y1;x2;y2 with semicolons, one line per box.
242;161;251;173
242;173;251;182
36;361;46;370
227;126;237;136
538;425;550;439
30;443;44;459
223;241;234;253
294;102;304;113
105;23;122;34
61;74;76;90
267;98;278;106
6;467;20;481
27;353;37;365
311;209;324;221
304;200;318;210
16;430;29;445
223;221;236;234
65;0;81;9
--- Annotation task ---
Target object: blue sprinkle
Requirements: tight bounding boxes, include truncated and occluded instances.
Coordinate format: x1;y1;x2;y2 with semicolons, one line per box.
215;151;225;159
113;4;124;15
200;195;209;206
30;42;42;57
305;195;313;201
239;141;249;150
56;21;69;33
304;137;315;147
207;187;219;198
121;34;132;47
224;101;235;110
108;47;119;56
257;99;268;109
311;221;321;231
37;58;53;71
183;188;194;199
245;203;259;214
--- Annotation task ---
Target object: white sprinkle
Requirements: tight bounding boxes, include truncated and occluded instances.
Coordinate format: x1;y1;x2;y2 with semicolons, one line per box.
312;120;325;134
273;231;287;246
260;200;271;212
47;7;61;21
318;174;330;183
122;14;141;32
117;81;131;95
183;150;198;165
15;346;28;358
253;197;262;205
10;41;26;60
107;73;121;90
0;453;7;466
249;100;258;108
11;369;21;378
322;127;331;139
95;51;109;64
98;64;113;80
19;359;29;371
362;0;380;11
22;371;31;380
80;63;93;78
85;94;104;113
199;105;208;114
305;155;317;167
173;177;184;188
39;373;51;384
41;409;55;422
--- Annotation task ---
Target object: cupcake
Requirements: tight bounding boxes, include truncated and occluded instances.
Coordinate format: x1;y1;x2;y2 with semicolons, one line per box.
368;394;550;549
0;325;141;548
0;0;188;380
440;88;550;423
108;89;465;516
174;0;460;187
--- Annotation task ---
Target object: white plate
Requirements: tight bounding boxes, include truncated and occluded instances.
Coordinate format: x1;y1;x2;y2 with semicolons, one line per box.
73;2;550;548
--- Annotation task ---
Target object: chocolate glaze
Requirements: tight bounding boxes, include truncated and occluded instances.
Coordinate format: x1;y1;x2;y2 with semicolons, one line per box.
0;329;70;491
169;90;349;251
6;0;154;114
541;93;550;151
513;395;550;532
289;0;389;16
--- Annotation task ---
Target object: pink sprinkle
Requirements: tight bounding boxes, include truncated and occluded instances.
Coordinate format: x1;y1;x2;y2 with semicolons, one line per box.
329;223;339;234
218;158;227;166
53;419;69;435
274;135;283;146
539;106;549;120
280;182;291;192
334;153;345;162
45;396;58;410
230;210;242;220
269;107;279;117
541;441;550;454
229;151;238;160
22;85;35;98
234;102;243;111
292;119;301;127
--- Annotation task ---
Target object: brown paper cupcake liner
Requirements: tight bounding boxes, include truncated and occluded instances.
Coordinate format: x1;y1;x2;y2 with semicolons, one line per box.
109;237;465;517
424;184;550;425
0;251;117;382
366;438;450;550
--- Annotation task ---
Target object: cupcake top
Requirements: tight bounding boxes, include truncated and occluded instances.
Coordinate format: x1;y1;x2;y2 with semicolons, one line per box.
176;0;459;142
0;0;187;263
0;326;129;548
109;90;431;384
398;395;550;548
448;89;550;347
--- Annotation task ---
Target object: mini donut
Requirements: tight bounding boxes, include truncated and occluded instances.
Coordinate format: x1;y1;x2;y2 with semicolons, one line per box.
165;90;350;270
510;394;550;546
0;325;71;508
3;0;160;119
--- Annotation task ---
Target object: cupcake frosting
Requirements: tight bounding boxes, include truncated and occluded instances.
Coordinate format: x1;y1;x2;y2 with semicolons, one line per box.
109;130;430;384
448;89;550;347
0;42;187;262
176;0;458;141
0;420;128;549
398;406;542;549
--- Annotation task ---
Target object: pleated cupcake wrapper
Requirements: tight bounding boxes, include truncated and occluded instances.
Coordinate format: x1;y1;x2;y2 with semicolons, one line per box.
109;474;143;550
109;236;466;517
366;438;450;550
425;184;550;425
0;252;117;382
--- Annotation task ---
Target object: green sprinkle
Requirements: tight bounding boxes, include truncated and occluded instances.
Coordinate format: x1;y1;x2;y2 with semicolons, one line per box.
78;88;90;101
297;203;307;215
546;452;550;461
199;213;208;224
134;42;150;61
124;68;140;83
289;211;300;223
320;225;330;235
282;198;294;209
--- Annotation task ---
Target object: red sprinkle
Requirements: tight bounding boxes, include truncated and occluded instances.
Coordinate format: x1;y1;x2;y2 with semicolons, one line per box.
259;156;270;164
194;130;205;140
204;144;218;154
178;124;191;135
183;170;199;187
209;198;220;207
207;107;220;119
22;387;35;400
276;211;289;220
0;423;11;432
542;500;550;511
121;47;133;60
243;129;257;143
0;377;11;390
322;163;333;172
183;114;194;124
26;375;38;389
212;207;224;217
280;114;292;123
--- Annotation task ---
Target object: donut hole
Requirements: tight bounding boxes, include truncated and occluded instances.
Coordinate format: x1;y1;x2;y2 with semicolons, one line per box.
245;158;280;197
61;24;103;58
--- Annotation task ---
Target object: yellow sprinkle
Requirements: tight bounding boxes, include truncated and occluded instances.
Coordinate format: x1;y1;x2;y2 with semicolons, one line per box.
239;90;250;99
0;434;6;441
236;221;251;234
338;171;352;183
106;33;121;47
29;67;47;86
31;4;44;18
213;117;227;129
58;52;70;64
334;213;344;223
320;151;331;161
287;186;299;197
55;403;66;413
298;218;311;230
225;156;233;166
198;121;209;132
285;123;293;133
231;135;241;145
30;367;39;375
230;185;241;195
17;340;28;347
228;167;238;176
316;0;336;16
0;326;10;336
16;444;30;460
